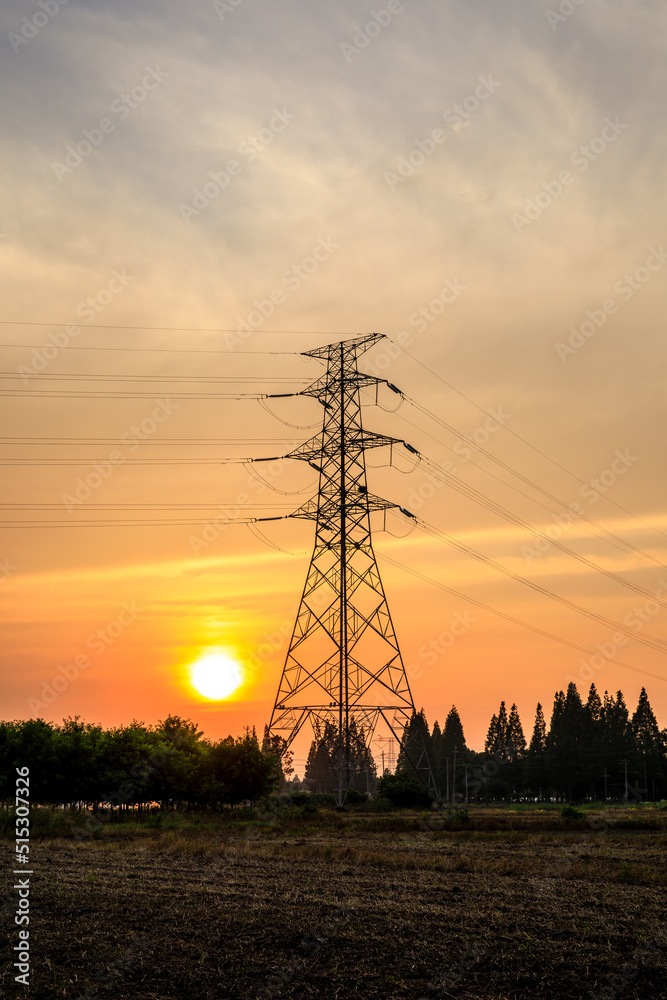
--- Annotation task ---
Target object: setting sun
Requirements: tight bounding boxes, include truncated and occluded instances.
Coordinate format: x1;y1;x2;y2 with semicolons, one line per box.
189;651;244;701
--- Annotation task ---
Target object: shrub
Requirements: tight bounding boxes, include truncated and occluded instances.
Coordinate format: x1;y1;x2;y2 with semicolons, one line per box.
377;773;432;809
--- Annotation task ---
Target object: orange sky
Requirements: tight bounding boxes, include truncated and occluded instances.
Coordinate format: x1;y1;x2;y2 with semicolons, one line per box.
1;0;666;773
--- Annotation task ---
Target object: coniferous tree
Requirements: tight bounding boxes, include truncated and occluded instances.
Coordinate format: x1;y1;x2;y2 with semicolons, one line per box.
485;701;509;760
304;720;338;794
431;720;445;796
484;713;499;756
631;687;664;800
346;717;377;794
442;705;467;755
304;737;330;793
441;705;468;801
581;684;604;798
547;684;587;800
504;704;526;798
396;708;433;792
600;690;636;798
506;704;526;758
484;701;513;798
523;703;548;799
304;719;377;795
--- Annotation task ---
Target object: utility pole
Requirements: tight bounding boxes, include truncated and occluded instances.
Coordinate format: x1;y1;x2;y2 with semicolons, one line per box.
445;758;449;804
603;769;609;802
622;759;629;801
643;757;647;802
264;334;437;805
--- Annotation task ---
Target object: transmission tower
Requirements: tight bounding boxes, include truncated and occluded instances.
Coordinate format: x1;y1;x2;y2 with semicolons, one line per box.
262;333;436;805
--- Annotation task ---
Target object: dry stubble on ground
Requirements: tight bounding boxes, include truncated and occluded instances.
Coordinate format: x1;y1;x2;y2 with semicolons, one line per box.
1;809;666;999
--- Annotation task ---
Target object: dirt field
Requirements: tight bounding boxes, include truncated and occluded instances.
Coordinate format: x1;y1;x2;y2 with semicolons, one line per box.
1;807;666;999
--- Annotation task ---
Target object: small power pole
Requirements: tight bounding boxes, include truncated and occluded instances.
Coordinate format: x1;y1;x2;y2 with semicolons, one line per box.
622;759;629;801
603;768;609;802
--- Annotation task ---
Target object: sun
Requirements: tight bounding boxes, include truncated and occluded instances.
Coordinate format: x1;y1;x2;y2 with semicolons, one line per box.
188;651;244;701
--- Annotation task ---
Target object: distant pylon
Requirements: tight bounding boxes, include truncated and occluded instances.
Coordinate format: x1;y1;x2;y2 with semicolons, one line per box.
263;334;436;804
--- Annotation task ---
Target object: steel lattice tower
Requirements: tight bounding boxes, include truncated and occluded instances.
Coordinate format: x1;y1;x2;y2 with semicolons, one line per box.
263;333;436;804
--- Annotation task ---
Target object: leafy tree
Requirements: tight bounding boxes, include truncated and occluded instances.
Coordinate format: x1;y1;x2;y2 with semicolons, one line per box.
12;719;58;803
430;720;444;793
207;732;280;806
262;726;294;790
53;717;105;807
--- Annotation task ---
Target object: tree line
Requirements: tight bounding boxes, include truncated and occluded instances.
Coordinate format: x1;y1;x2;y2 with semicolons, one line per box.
387;683;666;803
2;682;664;809
301;683;666;803
0;715;289;809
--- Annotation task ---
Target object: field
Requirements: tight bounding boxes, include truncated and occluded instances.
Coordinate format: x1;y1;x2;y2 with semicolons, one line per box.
1;805;666;999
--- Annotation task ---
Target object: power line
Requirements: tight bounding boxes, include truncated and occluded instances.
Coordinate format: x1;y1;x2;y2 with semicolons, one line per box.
415;452;667;608
395;389;667;569
412;515;667;655
379;553;666;683
0;322;366;333
398;345;667;543
0;438;303;444
0;503;296;510
0;459;283;466
0;372;308;383
0;518;259;527
0;344;295;355
0;390;269;399
392;405;664;571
